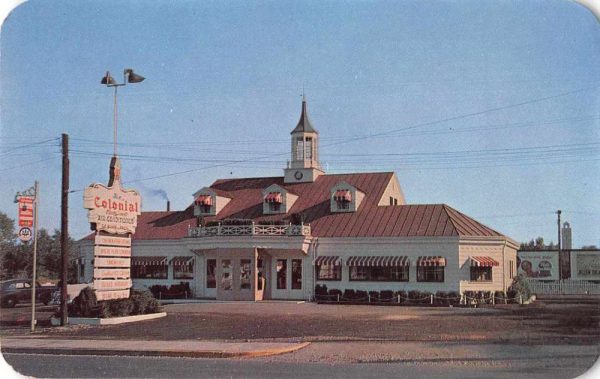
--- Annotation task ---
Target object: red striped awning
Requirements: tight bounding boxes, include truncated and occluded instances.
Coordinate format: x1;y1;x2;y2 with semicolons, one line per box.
470;256;499;267
170;256;195;267
131;256;167;266
416;256;446;267
195;195;212;206
313;256;341;266
334;190;352;202
264;192;283;203
346;256;409;267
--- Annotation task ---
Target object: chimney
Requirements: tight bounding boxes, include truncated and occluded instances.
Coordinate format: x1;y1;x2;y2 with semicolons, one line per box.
166;200;170;212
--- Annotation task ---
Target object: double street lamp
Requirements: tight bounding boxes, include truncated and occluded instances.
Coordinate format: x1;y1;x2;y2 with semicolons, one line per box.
101;69;145;157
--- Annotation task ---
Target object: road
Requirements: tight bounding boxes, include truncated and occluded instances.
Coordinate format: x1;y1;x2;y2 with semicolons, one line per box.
2;352;597;379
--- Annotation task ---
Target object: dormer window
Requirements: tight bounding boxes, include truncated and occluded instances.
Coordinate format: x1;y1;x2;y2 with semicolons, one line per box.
195;195;213;214
334;190;352;210
265;192;283;212
330;182;364;213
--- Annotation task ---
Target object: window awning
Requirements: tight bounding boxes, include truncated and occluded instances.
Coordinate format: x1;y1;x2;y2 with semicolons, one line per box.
470;256;499;267
313;256;341;266
346;256;409;267
132;256;167;266
195;195;212;206
264;192;283;203
416;256;446;267
170;256;195;267
334;189;352;202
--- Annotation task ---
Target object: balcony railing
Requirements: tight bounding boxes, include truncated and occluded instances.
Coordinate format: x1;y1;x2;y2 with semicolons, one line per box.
187;222;311;238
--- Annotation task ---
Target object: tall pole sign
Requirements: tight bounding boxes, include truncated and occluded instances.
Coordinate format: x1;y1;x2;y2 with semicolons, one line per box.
15;182;39;332
84;157;141;300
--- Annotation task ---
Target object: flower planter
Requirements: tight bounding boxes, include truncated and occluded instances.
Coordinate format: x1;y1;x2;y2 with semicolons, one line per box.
51;312;166;326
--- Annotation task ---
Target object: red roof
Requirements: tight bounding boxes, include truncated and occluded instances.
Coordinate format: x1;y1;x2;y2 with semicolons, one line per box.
82;172;506;241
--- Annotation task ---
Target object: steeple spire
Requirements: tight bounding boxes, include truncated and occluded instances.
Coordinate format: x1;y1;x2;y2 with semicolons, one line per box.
291;95;318;134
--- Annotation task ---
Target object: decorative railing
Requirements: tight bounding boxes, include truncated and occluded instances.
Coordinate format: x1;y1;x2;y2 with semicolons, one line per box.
187;223;311;238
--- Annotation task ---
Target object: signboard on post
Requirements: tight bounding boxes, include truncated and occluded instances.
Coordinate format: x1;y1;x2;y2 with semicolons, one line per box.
84;157;141;301
517;251;559;280
571;251;600;280
18;227;32;242
17;196;35;228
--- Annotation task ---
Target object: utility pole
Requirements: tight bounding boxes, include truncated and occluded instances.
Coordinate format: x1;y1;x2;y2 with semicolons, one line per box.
60;133;69;325
557;210;562;279
31;181;39;332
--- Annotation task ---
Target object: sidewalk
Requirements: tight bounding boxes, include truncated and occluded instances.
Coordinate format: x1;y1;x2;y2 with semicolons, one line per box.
0;337;310;358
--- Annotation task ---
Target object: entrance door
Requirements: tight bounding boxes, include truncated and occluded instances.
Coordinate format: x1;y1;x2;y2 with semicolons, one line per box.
256;258;264;301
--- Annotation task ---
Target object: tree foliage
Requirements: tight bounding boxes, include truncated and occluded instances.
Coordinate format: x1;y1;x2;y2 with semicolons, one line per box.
0;211;76;281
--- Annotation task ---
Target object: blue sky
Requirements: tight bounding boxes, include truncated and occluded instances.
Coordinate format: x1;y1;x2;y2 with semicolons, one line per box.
1;0;598;246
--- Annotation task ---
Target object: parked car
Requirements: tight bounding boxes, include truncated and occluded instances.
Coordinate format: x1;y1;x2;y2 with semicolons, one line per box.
0;279;56;308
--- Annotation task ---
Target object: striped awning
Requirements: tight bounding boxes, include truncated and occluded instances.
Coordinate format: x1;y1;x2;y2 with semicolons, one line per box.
470;256;499;267
195;195;212;206
334;190;352;202
346;256;409;267
170;256;195;267
131;256;167;266
416;256;446;267
264;192;283;203
313;256;341;266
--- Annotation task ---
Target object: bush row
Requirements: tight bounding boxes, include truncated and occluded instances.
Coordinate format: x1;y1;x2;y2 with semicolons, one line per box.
68;287;163;318
148;282;191;299
315;285;461;305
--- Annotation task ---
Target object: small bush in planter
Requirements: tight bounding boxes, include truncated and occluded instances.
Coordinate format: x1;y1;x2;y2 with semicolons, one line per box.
355;290;368;302
507;274;532;302
380;290;394;303
407;290;422;304
394;290;408;304
328;289;342;301
368;291;380;302
435;291;448;306
315;284;328;297
447;291;460;305
343;289;356;302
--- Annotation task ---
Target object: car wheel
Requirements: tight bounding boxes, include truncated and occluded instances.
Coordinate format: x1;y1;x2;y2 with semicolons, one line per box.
3;296;17;308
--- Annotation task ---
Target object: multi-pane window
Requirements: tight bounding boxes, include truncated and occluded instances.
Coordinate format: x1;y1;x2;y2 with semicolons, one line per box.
269;202;281;212
206;259;216;288
316;264;341;281
349;266;408;281
470;266;493;282
221;259;232;291
240;259;251;290
292;259;302;289
276;259;287;289
174;261;194;279
336;200;350;210
305;137;312;159
131;265;168;279
417;266;444;282
296;138;304;160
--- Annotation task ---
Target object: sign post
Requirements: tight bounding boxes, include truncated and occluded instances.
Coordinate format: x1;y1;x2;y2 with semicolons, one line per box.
15;182;39;332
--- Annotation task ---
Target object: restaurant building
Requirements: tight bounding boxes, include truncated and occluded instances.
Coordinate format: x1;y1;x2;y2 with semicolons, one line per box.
76;98;519;300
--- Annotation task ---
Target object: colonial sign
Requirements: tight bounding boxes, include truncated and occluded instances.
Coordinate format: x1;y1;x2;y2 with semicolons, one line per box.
17;196;34;228
83;158;142;234
517;251;559;280
572;251;600;280
85;157;140;301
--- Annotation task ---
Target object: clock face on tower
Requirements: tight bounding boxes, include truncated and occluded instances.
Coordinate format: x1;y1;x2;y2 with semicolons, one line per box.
294;171;304;180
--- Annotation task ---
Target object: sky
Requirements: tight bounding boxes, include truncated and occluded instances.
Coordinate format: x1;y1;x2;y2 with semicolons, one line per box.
0;0;599;247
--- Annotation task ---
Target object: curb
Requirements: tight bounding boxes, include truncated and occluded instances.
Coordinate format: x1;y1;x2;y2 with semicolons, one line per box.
1;342;311;359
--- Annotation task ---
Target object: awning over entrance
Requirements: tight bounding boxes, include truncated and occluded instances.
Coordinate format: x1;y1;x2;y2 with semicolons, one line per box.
170;256;195;267
131;256;167;266
470;256;499;267
333;189;352;202
313;256;341;266
195;195;212;206
416;256;446;267
346;256;409;267
264;192;283;203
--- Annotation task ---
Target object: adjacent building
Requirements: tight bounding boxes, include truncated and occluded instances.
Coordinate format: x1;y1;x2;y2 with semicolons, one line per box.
76;98;519;300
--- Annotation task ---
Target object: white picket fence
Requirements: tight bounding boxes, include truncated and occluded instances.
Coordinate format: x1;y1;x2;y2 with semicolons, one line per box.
526;279;600;295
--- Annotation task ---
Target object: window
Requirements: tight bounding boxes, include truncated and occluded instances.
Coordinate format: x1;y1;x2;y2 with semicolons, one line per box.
206;259;216;288
131;265;168;279
316;264;341;281
390;196;394;205
296;138;304;160
240;259;251;290
336;200;350;210
221;259;232;291
200;204;211;214
394;198;398;205
292;259;302;289
269;202;281;212
276;259;287;289
79;264;85;278
305;137;312;159
417;266;444;282
349;266;409;281
174;261;194;280
509;260;513;279
470;266;492;282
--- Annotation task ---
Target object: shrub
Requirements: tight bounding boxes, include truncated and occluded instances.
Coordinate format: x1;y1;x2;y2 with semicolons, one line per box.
343;289;356;301
435;291;448;306
328;289;342;301
70;286;97;317
368;291;380;302
507;274;532;302
407;290;422;303
130;289;159;315
355;290;368;302
447;291;460;305
380;290;394;303
394;290;408;304
315;284;328;296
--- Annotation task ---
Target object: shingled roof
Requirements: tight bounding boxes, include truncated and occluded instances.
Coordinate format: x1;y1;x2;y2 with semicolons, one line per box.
82;172;506;241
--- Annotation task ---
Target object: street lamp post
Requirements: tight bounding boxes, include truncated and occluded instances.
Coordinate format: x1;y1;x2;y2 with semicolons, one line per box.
101;69;145;157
